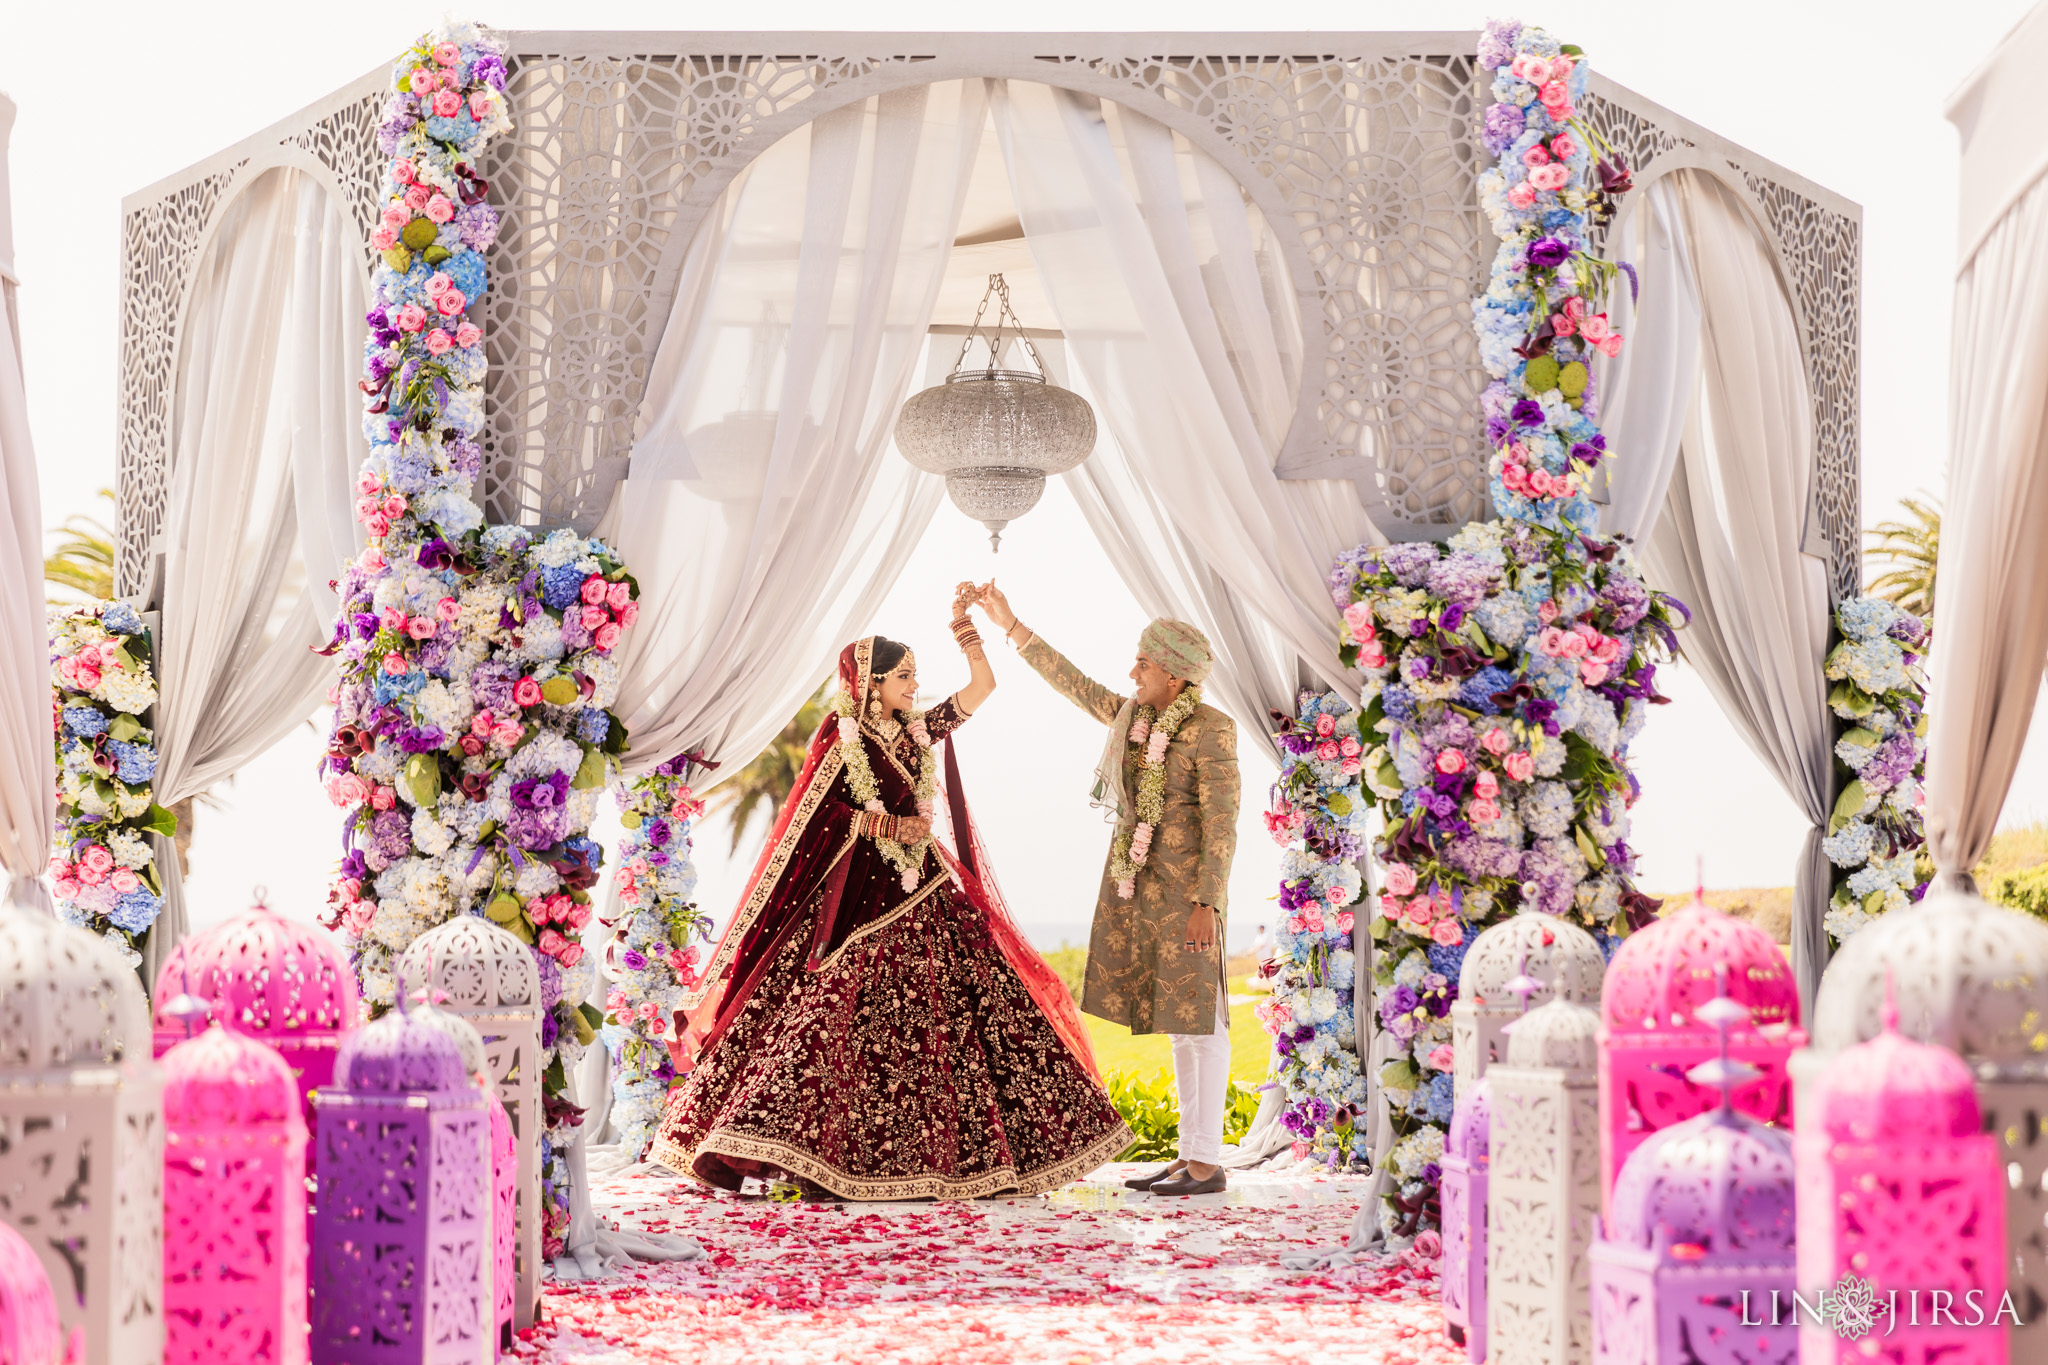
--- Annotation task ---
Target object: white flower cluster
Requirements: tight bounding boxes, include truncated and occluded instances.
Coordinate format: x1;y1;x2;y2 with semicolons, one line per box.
1821;597;1929;943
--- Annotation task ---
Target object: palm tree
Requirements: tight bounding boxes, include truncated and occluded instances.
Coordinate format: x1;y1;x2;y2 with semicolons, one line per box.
703;686;832;856
1864;495;1939;626
46;489;116;605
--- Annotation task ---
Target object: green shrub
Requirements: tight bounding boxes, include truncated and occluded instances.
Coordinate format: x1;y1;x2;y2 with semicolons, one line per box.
1987;862;2048;923
1103;1067;1264;1162
1041;943;1087;1002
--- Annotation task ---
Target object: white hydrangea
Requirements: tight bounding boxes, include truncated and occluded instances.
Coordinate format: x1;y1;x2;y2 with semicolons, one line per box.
411;806;455;857
108;829;152;869
514;859;562;898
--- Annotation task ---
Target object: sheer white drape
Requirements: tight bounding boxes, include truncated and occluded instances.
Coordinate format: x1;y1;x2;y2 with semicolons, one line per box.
0;95;52;911
148;167;365;974
601;81;984;783
1594;177;1702;545
1637;172;1835;1012
989;80;1364;766
1925;172;2048;888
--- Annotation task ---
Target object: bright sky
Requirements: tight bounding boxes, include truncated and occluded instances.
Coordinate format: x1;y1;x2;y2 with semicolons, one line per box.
5;0;2043;945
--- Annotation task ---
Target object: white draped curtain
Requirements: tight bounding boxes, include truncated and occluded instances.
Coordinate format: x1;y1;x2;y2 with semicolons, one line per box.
147;166;365;978
0;94;53;912
601;81;985;782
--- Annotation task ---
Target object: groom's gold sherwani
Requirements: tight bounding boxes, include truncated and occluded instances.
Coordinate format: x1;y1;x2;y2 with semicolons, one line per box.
1021;635;1239;1035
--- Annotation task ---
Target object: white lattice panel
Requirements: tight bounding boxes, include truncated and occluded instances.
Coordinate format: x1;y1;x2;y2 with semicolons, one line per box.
117;35;1859;581
1489;1065;1600;1365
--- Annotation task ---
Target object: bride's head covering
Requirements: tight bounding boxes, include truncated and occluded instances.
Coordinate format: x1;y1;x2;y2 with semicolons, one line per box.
838;636;914;719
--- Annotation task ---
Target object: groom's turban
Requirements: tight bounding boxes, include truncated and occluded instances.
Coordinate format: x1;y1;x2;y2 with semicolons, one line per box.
1139;618;1213;684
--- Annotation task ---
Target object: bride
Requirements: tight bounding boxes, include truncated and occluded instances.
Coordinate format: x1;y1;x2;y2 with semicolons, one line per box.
650;584;1131;1199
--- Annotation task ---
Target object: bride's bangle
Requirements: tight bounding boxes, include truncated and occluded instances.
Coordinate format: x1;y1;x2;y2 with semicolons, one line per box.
951;616;984;656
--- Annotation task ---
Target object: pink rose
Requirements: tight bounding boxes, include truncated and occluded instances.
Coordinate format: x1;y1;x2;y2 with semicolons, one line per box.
1340;757;1363;776
1579;660;1610;686
469;90;493;120
1580;313;1612;344
74;662;101;690
1413;1230;1443;1262
538;928;568;959
370;226;400;252
381;494;407;518
617;601;640;628
1431;918;1465;947
1520;145;1551;168
454;322;482;348
1325;885;1349;907
338;773;370;806
52;877;81;900
432;90;462;118
432;40;461;66
492;721;524;747
1541;87;1574;120
406;617;437;641
513;676;544;708
425;272;453;298
1474;770;1499;800
424;194;456;225
356;467;381;495
1510;53;1547;81
580;605;608;630
1548;133;1578;161
395;303;427;332
381;654;409;677
1379;895;1404;921
1427;1045;1455;1071
1338;735;1362;759
424;328;454;355
1335;910;1354;935
363;512;391;537
82;845;114;876
1402;896;1435;929
581;576;609;605
1435;748;1467;775
403;184;432;212
358;547;388;573
1341;600;1376;642
1506;182;1537;210
1383;862;1417;896
1528;163;1570;192
436;596;461;623
409;66;437;92
370;785;396;811
434;290;467;317
1598;334;1623;358
1358;643;1387;669
1590;634;1623;665
594;622;622;651
382;205;410;232
1314;713;1337;738
344;900;376;934
1467;797;1501;824
1504;750;1536;783
471;711;496;737
393;158;417;186
606;581;632;611
1548;55;1576;81
1538;599;1560;625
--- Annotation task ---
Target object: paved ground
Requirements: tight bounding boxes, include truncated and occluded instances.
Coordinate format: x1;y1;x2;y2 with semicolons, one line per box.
520;1163;1462;1365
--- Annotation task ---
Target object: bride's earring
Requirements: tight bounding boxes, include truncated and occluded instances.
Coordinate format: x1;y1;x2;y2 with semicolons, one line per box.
867;694;882;719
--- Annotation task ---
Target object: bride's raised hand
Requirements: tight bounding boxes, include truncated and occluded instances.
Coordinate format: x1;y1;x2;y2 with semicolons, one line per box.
951;580;981;621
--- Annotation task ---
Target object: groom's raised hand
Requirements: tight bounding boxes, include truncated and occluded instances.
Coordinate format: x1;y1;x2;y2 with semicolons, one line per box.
977;582;1018;631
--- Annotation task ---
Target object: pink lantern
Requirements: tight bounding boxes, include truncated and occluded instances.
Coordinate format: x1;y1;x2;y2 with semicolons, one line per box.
0;1217;67;1365
1590;971;1797;1364
150;904;361;1126
1796;993;2008;1362
1596;889;1802;1230
161;1022;308;1365
1440;1075;1491;1360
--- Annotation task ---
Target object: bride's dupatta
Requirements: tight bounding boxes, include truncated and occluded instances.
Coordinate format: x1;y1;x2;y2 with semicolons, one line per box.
674;636;1101;1077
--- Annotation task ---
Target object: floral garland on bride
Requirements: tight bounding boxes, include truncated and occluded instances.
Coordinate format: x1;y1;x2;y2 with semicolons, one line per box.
1109;686;1203;900
835;692;937;892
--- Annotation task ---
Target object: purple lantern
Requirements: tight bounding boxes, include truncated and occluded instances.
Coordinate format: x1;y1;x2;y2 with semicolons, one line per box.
1440;1076;1492;1360
161;1022;309;1364
310;1004;489;1364
1591;969;1797;1365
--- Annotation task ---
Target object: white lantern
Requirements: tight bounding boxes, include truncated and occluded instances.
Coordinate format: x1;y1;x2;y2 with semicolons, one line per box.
1451;910;1606;1096
0;906;163;1365
1488;996;1602;1365
399;916;544;1332
893;274;1095;550
1795;888;2048;1353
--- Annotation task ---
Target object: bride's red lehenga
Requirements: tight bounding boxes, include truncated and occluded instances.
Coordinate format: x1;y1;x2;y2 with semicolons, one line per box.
649;637;1132;1200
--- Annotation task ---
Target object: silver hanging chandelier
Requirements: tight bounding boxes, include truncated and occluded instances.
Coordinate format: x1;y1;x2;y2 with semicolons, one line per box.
894;274;1096;550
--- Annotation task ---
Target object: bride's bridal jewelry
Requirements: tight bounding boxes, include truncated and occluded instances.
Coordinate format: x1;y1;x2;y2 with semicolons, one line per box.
950;615;985;660
835;688;937;892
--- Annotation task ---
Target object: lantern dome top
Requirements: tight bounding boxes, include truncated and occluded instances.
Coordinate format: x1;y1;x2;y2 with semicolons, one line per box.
396;914;539;1012
1608;1108;1796;1256
407;999;488;1079
162;1022;300;1128
1811;889;2048;1065
0;904;148;1069
1504;997;1601;1070
0;1218;60;1365
1446;1076;1492;1160
1457;910;1605;1009
151;902;359;1038
1601;892;1798;1034
335;1005;470;1094
1814;1012;1980;1143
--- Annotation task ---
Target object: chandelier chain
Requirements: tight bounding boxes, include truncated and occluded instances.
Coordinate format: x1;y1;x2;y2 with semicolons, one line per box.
951;273;1049;380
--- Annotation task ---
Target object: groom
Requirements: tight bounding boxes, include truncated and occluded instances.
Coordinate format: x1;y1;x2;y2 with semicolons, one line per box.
976;586;1238;1196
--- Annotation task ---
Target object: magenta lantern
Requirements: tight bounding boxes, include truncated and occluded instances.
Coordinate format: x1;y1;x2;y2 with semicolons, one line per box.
1440;1075;1491;1360
310;1006;489;1365
0;1217;66;1365
161;1022;308;1364
1596;890;1802;1231
1796;1000;2008;1363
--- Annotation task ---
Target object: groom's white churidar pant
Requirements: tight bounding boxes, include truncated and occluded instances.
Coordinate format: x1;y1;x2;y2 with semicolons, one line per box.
1169;986;1231;1164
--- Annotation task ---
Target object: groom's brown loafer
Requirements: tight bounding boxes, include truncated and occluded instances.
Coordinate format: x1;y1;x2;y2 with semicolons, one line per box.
1149;1168;1227;1196
1123;1164;1179;1192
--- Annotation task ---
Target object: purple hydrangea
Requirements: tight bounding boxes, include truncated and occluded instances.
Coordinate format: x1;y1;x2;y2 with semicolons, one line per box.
1476;20;1521;70
448;436;486;479
1864;732;1919;790
370;808;412;864
1380;542;1441;588
1888;613;1928;647
532;949;565;1008
1444;835;1524;879
560;609;593;650
1598;575;1652;631
471;660;518;713
1426;553;1499;607
1481;102;1526;155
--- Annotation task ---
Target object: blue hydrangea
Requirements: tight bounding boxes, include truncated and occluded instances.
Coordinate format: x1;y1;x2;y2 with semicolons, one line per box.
576;709;611;745
540;565;586;610
1426;939;1469;985
101;601;144;636
386;448;438;494
1424;1071;1457;1124
1456;666;1517;712
62;706;108;738
1593;927;1622;964
1379;684;1416;725
107;887;162;934
424;109;482;146
108;741;157;785
372;668;427;705
441;250;487;303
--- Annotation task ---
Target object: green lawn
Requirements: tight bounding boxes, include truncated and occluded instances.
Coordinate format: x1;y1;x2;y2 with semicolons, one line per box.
1081;982;1275;1087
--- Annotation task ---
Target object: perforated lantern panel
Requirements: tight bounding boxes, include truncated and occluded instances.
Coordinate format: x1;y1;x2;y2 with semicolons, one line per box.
1488;1066;1601;1365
